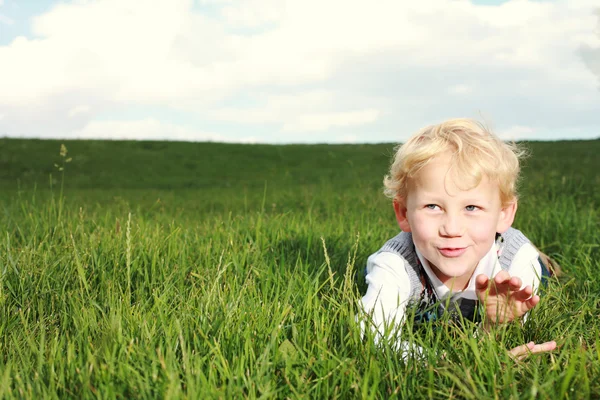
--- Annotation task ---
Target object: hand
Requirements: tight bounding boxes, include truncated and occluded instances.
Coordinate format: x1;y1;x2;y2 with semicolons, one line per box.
509;341;557;361
476;271;539;325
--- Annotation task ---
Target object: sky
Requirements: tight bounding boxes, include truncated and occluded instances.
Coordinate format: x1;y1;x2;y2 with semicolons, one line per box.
0;0;599;144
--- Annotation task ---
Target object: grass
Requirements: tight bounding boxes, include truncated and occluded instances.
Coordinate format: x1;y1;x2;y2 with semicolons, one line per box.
0;137;598;398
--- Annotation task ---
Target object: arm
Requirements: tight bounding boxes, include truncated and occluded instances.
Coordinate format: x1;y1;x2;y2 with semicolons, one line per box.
476;243;557;359
359;252;412;348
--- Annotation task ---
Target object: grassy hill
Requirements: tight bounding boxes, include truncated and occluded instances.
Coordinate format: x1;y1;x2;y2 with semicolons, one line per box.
0;138;395;190
0;137;598;398
2;137;598;191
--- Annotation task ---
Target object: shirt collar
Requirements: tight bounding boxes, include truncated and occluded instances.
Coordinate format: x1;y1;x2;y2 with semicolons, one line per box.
415;242;501;300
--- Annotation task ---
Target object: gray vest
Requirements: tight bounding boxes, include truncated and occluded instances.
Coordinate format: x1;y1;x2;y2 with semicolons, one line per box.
376;227;531;323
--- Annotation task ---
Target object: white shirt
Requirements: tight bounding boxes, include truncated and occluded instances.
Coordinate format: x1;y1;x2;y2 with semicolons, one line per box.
360;240;543;346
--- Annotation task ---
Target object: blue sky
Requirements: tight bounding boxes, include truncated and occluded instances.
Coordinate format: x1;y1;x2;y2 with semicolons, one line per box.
0;0;599;143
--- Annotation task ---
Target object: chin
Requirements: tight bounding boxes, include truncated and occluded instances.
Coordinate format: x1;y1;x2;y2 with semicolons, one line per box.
436;264;475;280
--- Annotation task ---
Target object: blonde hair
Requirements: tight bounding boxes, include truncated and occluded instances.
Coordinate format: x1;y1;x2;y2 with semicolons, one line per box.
383;118;527;206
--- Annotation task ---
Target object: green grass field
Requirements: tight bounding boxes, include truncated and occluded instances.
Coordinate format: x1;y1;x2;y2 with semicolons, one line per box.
0;137;598;398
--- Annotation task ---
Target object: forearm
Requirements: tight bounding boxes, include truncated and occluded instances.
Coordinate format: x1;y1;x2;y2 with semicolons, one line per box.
359;252;412;345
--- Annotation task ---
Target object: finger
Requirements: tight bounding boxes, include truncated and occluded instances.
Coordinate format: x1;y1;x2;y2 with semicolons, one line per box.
476;274;489;291
512;285;534;302
494;270;511;285
512;292;539;317
509;342;535;360
529;341;557;354
509;341;557;361
521;295;540;312
508;276;522;291
491;271;512;295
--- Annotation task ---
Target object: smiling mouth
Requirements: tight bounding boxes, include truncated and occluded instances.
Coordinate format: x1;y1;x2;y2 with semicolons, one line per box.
438;247;467;257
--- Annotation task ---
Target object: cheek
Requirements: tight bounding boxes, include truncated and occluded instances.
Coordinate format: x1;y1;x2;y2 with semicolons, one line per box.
409;213;437;242
468;217;498;243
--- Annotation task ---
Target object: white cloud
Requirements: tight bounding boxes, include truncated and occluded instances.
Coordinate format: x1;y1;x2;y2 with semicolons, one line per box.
282;109;380;133
338;134;359;144
581;9;600;84
208;90;337;126
448;84;473;95
0;0;598;142
220;0;283;28
68;105;91;118
498;125;536;141
74;118;257;143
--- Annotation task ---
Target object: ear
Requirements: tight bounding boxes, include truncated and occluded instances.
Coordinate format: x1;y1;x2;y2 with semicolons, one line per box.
393;197;412;232
496;200;517;233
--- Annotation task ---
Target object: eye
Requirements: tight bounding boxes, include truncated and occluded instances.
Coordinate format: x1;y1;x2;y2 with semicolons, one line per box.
465;205;479;211
425;204;440;210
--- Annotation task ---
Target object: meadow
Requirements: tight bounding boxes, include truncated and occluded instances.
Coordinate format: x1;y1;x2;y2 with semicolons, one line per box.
0;137;598;398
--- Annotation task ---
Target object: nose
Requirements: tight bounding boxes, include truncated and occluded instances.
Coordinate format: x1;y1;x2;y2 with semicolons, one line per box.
440;212;464;237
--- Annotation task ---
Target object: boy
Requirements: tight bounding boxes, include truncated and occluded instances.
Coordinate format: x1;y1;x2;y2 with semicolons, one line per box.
360;118;556;359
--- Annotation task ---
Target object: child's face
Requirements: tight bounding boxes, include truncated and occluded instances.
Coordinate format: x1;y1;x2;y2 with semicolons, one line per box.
394;152;516;289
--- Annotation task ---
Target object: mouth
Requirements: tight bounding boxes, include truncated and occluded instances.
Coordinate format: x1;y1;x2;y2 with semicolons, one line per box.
438;247;467;258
